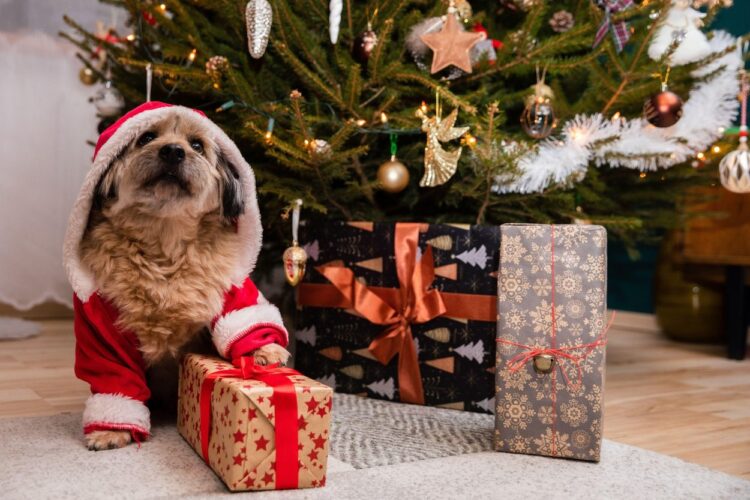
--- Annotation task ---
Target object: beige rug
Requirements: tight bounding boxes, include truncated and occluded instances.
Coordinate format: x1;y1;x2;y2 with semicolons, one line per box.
2;395;749;499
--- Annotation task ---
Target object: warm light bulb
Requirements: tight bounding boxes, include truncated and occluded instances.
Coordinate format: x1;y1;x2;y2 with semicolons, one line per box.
697;152;705;160
420;101;428;113
126;33;136;42
188;49;197;62
159;3;167;11
355;119;366;126
639;172;647;179
380;112;388;124
712;145;721;153
611;112;621;122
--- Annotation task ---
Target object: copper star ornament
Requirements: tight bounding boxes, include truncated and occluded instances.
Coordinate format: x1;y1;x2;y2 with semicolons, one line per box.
420;14;484;74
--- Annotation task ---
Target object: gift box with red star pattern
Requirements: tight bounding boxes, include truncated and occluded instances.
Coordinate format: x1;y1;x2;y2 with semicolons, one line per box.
177;354;332;491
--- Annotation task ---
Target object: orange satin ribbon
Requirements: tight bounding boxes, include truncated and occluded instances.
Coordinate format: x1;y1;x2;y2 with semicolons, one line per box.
298;223;498;404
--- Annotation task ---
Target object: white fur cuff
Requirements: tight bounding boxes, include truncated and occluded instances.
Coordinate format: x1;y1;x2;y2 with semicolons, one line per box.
82;393;151;435
212;303;288;358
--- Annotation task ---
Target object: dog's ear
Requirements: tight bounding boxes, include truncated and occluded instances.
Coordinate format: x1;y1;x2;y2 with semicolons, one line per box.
92;162;118;212
218;154;245;221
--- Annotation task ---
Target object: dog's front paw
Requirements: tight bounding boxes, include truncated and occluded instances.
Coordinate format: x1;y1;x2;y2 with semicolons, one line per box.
253;343;291;366
86;430;132;451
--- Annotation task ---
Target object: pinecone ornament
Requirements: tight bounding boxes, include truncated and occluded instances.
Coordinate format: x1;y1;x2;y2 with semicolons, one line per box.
549;10;575;33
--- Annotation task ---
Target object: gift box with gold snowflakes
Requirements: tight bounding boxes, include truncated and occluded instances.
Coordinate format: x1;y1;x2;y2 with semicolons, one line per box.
296;220;499;412
494;224;608;461
177;354;332;491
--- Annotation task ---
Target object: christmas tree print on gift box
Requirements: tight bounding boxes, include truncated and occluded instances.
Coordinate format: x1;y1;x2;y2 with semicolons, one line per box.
295;220;499;413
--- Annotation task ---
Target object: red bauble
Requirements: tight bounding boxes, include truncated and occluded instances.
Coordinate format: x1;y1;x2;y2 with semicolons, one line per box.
644;90;683;128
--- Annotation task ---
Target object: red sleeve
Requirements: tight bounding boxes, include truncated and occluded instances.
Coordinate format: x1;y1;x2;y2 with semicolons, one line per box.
74;294;150;402
211;277;288;358
74;294;151;439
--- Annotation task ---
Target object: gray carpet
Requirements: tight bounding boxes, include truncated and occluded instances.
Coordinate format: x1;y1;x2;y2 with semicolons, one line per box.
1;394;749;499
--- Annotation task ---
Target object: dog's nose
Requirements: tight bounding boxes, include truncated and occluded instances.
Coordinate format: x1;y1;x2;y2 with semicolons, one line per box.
159;144;185;165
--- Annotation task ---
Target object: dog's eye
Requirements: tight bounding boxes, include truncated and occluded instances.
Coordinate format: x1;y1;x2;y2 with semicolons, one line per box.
137;131;157;146
190;139;204;154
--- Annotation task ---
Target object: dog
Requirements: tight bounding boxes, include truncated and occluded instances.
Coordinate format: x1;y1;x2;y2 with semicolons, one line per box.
72;106;289;450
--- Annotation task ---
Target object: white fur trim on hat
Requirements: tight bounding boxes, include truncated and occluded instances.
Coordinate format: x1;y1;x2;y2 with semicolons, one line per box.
82;393;151;434
62;105;263;302
212;303;288;357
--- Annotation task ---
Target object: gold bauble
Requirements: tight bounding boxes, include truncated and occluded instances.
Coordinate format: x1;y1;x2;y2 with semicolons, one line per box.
79;67;97;86
282;243;308;286
377;156;410;193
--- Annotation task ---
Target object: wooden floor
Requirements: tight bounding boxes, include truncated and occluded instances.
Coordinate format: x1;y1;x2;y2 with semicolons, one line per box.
1;313;748;479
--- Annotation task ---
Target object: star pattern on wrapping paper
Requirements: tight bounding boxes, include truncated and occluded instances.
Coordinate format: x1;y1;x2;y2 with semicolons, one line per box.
233;453;243;466
232;393;238;404
316;405;328;418
261;471;274;486
307;449;319;462
243;475;254;488
254;435;270;450
312;434;327;450
420;13;484;74
297;415;308;430
305;397;318;413
233;429;246;443
247;407;257;420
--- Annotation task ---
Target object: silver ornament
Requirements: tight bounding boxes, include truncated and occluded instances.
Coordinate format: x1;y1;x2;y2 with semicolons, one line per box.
246;0;272;59
719;135;750;193
329;0;342;44
92;81;124;117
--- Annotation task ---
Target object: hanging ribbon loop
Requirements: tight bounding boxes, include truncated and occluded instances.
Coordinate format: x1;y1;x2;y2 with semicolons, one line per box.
593;0;634;52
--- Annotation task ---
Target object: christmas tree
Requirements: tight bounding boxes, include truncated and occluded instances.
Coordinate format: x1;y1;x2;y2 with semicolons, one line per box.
63;0;746;271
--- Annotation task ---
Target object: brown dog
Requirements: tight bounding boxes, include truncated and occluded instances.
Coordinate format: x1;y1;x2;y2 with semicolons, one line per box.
65;103;289;450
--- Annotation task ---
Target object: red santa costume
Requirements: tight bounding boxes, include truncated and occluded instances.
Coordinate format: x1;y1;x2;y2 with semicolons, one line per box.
63;102;288;442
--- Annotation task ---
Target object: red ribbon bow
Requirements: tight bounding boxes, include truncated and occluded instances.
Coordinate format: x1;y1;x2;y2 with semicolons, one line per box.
199;357;301;490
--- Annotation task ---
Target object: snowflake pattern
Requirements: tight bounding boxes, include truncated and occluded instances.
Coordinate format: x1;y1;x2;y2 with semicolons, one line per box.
498;392;536;430
499;267;531;304
496;224;607;461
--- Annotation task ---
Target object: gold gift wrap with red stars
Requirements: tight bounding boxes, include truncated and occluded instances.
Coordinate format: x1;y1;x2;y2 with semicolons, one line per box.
177;354;332;491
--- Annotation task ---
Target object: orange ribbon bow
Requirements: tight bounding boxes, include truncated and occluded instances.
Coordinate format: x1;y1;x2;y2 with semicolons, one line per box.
313;223;445;405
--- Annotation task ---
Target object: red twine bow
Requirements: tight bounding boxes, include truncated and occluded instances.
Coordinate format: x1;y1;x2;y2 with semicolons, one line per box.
199;357;301;490
497;225;610;456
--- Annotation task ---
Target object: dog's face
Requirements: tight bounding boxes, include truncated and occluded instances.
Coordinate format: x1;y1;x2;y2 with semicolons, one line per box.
94;111;244;220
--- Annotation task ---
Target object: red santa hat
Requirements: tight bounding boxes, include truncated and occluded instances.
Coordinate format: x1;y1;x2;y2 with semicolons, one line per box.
63;102;263;302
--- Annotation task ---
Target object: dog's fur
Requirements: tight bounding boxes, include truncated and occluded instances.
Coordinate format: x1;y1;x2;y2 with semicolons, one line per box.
79;111;288;450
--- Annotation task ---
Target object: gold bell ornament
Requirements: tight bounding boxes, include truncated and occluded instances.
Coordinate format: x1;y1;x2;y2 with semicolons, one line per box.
719;72;750;193
282;199;308;286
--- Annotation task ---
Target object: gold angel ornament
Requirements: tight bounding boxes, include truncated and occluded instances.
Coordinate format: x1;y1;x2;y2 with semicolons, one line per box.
416;99;470;187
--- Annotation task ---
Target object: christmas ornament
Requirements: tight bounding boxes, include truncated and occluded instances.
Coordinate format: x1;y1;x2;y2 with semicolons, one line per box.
521;66;556;139
329;0;342;44
406;17;461;79
420;5;484;74
549;10;575;33
648;0;712;66
353;24;378;64
416;95;470;187
593;0;634;53
377;135;410;193
79;67;97;85
282;199;308;286
691;0;732;9
644;69;684;128
719;73;750;193
470;24;502;66
92;81;125;117
307;138;332;159
453;0;473;20
245;0;272;59
515;0;542;9
205;56;229;88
